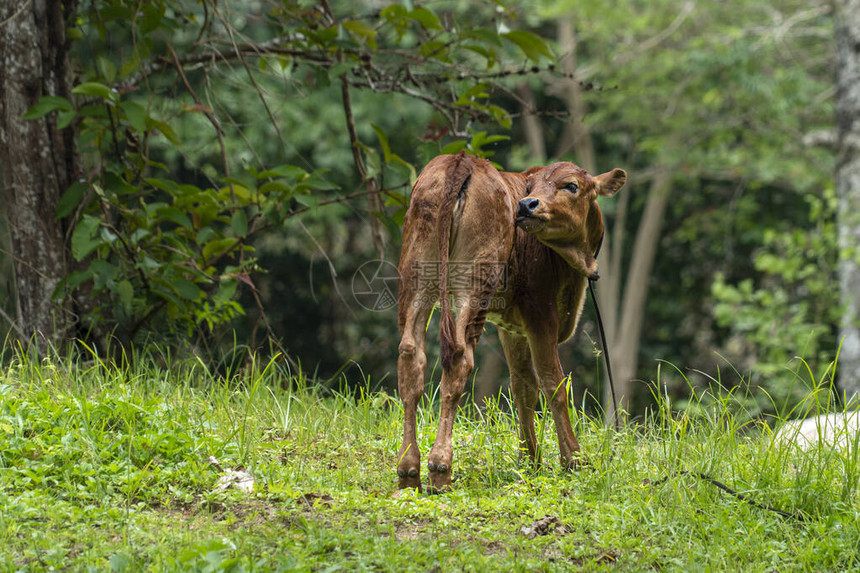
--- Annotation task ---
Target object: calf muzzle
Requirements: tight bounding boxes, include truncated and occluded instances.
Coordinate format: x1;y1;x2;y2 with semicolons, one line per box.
517;198;540;219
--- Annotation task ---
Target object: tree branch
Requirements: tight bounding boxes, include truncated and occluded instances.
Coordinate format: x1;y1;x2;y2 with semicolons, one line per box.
340;75;385;255
168;44;231;181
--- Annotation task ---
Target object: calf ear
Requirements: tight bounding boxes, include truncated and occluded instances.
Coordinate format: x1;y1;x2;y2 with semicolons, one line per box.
594;168;627;197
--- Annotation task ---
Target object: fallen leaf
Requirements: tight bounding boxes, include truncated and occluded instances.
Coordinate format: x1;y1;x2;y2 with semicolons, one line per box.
595;551;619;564
214;468;255;493
520;515;569;538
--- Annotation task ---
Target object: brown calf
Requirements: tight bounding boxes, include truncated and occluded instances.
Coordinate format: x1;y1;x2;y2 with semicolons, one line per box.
396;151;626;492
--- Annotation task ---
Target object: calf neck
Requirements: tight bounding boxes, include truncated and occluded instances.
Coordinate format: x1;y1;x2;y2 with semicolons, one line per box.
396;151;626;492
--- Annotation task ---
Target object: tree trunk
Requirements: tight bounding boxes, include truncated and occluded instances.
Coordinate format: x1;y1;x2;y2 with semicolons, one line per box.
516;83;546;163
0;0;77;348
835;0;860;400
554;20;596;172
601;170;672;419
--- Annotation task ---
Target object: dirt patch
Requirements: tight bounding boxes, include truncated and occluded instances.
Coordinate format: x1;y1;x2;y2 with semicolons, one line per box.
482;540;508;556
295;492;334;509
392;518;435;541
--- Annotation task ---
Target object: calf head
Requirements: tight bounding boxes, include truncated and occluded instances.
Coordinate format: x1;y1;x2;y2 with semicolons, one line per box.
516;162;627;278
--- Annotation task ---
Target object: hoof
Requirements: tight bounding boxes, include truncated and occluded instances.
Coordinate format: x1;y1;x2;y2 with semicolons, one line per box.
427;462;452;494
398;475;422;490
427;461;448;473
562;452;586;471
397;466;421;490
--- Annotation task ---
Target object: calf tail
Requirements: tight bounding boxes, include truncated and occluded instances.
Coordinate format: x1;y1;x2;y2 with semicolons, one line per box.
438;152;472;372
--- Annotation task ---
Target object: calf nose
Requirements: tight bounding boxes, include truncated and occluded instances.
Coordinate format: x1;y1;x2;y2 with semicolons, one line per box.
518;198;541;217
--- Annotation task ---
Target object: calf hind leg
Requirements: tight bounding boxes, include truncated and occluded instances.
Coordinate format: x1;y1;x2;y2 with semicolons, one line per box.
426;340;475;493
426;292;494;493
396;298;433;490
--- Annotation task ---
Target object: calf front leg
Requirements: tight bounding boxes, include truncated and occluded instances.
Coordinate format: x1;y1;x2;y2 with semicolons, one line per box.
527;331;581;469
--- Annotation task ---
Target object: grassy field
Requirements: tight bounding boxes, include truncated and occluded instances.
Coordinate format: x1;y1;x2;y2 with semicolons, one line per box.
0;351;858;571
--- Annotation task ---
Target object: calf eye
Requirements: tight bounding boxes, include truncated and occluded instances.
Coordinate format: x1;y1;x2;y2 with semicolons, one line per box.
562;182;578;193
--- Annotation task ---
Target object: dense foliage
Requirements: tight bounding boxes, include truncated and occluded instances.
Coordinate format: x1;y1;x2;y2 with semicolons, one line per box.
18;0;840;418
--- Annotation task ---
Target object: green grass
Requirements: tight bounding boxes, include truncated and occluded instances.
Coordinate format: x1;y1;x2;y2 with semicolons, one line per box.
0;351;858;571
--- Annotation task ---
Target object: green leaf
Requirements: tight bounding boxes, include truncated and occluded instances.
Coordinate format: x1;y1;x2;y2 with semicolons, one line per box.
196;227;216;246
293;193;318;208
99;6;134;20
97;56;117;83
72;82;116;101
258;181;292;196
371;124;393;159
381;5;408;36
90;260;117;290
77;104;108;119
71;215;102;261
119;56;140;79
501;30;553;63
343;20;377;49
140;3;166;35
440;140;468;154
471;132;509;148
372;124;417;181
23;96;74;120
329;62;354;78
257;165;306;179
51;270;93;300
463;44;498;67
458;83;490;102
117;280;134;315
57;110;76;129
56;182;87;219
381;5;407;21
408;7;442;31
297;171;338;191
104;171;137;195
121;101;147;133
343;20;377;38
214;278;238;303
99;226;118;244
171;278;201;301
154;206;193;230
130;228;151;246
203;238;239;261
109;552;132;572
419;40;449;61
462;29;503;47
152;120;181;145
146;177;179;194
219;184;253;204
487;104;512;129
151;280;182;308
231;210;248;236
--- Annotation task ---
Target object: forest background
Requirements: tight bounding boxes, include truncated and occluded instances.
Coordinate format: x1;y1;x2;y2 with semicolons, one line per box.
0;0;854;422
